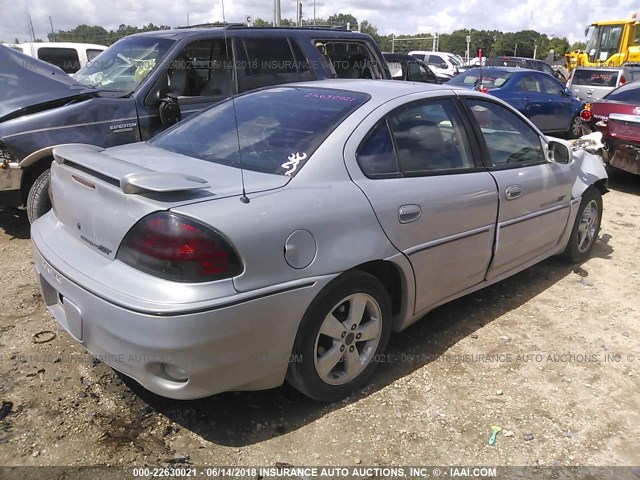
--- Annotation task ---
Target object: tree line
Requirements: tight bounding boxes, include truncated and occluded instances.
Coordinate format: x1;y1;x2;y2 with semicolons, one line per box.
10;13;587;61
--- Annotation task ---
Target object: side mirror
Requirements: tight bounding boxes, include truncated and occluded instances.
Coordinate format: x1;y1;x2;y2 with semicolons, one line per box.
562;87;572;96
548;140;571;164
159;93;182;127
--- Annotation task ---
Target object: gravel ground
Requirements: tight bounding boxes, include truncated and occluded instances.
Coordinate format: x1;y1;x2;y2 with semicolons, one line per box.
0;167;638;469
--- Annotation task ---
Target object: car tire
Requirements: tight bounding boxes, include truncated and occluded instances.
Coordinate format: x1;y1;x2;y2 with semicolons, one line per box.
286;270;392;402
26;169;52;224
562;187;602;263
568;115;582;139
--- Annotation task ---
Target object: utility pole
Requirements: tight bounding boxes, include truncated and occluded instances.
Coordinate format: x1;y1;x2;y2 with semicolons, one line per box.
26;9;36;42
275;0;281;26
186;13;190;26
49;16;56;41
466;34;471;64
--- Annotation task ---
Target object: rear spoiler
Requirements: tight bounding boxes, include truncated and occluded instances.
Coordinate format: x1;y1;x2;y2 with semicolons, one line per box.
52;144;210;194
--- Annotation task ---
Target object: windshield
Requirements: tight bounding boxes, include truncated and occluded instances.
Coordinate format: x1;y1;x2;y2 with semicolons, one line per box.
449;69;513;88
150;87;370;176
74;37;174;93
586;25;623;63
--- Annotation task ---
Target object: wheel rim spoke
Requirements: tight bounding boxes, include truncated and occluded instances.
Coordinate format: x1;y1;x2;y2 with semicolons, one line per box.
316;344;343;379
343;349;362;377
346;295;368;328
356;320;380;342
319;313;346;340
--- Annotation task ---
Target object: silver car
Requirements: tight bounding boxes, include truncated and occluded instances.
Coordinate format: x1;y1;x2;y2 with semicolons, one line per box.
31;79;608;402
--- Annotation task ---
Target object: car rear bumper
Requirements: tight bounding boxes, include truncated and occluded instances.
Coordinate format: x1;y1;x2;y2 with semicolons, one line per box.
31;241;333;400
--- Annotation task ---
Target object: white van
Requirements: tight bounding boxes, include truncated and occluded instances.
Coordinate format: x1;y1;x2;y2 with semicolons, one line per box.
407;51;460;77
7;42;107;74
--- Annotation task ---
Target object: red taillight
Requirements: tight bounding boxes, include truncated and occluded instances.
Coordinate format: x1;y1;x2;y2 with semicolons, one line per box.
580;109;592;121
117;212;242;282
620;75;626;85
479;86;489;94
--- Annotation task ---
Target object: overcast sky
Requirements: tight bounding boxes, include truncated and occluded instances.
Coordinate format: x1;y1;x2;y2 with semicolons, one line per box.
0;0;634;45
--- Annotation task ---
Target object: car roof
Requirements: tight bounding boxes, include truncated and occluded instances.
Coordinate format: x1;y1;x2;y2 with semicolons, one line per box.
462;66;536;73
383;53;419;61
126;26;375;41
271;78;458;103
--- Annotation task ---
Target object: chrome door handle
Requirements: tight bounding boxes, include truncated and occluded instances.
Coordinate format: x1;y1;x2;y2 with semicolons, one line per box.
505;185;523;200
398;204;422;224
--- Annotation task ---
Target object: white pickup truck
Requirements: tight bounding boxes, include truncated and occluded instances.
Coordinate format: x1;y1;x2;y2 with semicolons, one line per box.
5;42;107;73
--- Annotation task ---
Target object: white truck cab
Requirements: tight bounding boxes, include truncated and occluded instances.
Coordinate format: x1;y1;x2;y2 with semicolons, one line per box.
6;42;107;73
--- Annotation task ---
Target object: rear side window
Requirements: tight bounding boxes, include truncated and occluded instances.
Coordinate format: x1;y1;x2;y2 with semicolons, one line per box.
37;47;80;73
150;87;369;176
572;69;618;87
239;38;302;91
604;82;640;104
357;98;474;177
317;40;385;79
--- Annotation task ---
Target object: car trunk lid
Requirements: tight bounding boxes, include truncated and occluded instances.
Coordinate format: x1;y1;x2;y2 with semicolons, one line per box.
49;143;288;260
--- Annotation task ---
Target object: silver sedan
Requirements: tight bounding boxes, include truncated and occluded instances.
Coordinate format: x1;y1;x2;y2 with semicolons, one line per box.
31;79;608;401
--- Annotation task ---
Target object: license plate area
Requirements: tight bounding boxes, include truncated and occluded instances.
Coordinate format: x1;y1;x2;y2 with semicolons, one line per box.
38;272;84;342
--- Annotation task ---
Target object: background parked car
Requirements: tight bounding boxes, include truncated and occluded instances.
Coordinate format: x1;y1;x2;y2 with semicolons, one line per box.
407;50;460;78
485;56;555;76
32;80;607;402
5;42;107;73
581;80;640;174
567;66;640;101
448;67;585;137
0;26;390;223
384;53;446;84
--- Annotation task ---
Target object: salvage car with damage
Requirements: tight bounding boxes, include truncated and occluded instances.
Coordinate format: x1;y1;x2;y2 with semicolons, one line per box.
31;80;608;402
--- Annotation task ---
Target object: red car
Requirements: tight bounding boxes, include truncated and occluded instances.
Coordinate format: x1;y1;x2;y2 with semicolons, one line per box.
581;81;640;174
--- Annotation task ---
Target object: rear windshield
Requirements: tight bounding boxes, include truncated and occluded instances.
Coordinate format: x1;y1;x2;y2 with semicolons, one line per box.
150;87;370;175
486;58;524;68
572;69;618;87
603;82;640;104
448;69;513;88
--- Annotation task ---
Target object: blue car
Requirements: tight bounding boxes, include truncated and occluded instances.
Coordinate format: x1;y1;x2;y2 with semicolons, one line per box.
449;67;584;137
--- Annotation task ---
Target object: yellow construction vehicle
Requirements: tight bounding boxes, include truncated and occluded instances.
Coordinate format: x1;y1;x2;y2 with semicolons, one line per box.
566;13;640;71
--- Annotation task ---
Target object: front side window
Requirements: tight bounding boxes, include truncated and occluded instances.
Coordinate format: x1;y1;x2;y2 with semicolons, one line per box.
427;55;444;66
75;37;174;93
464;98;544;167
540;75;564;96
86;49;104;62
150;87;369;176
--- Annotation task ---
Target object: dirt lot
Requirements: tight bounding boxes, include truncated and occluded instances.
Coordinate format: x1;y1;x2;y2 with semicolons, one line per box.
0;168;638;469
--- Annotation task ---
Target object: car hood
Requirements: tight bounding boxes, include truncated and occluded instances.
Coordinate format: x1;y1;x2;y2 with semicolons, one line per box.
0;44;97;122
